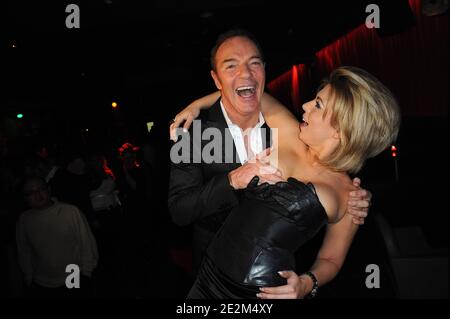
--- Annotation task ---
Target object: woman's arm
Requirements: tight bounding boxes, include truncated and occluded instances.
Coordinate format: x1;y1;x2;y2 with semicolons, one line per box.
257;181;358;299
258;212;358;299
294;181;358;294
170;91;297;137
260;93;299;127
170;92;221;134
307;213;358;287
170;93;372;225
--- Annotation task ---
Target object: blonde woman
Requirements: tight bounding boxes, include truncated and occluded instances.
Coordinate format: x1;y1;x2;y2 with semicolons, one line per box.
171;66;400;298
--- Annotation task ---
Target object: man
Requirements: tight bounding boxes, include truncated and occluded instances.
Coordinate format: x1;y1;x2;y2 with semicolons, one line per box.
16;176;98;298
168;29;370;297
27;152;92;216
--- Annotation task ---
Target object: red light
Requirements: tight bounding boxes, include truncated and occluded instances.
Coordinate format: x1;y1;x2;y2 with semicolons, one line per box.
392;152;397;157
391;145;397;151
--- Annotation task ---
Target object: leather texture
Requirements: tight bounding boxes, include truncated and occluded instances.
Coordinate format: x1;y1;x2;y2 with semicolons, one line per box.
205;177;328;290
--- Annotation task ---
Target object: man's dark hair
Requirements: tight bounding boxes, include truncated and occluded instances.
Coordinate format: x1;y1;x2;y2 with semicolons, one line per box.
210;29;265;72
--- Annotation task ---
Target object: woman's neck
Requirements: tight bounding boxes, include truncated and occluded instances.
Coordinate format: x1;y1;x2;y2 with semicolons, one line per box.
277;140;330;181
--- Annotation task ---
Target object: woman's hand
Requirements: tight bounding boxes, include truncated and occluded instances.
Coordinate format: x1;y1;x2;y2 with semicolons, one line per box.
257;271;312;299
169;92;221;141
169;105;201;142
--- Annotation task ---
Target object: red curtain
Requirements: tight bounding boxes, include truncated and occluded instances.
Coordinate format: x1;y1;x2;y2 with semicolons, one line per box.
267;0;448;117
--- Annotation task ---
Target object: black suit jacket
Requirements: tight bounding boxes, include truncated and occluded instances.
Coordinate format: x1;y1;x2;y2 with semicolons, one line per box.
168;98;272;271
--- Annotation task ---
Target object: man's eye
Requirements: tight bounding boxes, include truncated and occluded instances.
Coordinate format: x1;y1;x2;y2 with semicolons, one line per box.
226;65;236;70
315;101;321;109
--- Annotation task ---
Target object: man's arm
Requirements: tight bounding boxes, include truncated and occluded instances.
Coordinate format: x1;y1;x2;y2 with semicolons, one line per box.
168;160;239;226
169;110;284;226
168;122;240;226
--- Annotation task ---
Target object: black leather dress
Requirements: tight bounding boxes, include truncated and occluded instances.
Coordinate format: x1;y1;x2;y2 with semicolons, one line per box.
187;178;328;299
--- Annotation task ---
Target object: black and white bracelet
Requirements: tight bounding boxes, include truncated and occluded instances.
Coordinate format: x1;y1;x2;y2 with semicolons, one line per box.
303;271;319;298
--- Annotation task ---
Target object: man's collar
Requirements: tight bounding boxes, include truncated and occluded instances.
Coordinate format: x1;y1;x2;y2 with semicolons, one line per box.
219;100;265;129
205;98;227;125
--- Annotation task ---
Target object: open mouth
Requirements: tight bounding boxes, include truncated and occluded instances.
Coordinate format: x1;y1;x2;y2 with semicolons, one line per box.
301;116;309;127
235;86;256;98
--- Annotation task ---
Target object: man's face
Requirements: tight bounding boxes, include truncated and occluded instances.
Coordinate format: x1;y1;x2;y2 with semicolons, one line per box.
211;36;265;118
23;180;52;210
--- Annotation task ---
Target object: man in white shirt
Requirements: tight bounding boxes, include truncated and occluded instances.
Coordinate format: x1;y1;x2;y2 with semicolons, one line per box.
16;176;98;298
168;29;371;294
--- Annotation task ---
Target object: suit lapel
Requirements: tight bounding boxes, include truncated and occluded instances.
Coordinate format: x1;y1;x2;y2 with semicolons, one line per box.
204;99;273;164
205;99;241;166
261;122;272;150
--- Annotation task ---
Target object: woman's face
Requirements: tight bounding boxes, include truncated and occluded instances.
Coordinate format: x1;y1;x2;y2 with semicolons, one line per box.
298;84;339;149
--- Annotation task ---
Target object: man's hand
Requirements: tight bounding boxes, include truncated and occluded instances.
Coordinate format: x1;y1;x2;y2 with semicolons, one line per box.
228;149;283;189
228;160;282;189
348;177;372;225
257;271;311;299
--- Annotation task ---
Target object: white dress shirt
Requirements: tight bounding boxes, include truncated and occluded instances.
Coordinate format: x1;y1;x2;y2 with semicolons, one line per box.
220;100;266;165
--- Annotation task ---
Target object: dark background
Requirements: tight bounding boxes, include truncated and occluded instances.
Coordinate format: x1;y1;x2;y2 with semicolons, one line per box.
2;0;448;300
3;0;415;131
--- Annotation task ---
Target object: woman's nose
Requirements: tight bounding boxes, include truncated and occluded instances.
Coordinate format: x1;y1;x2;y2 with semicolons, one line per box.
302;102;310;113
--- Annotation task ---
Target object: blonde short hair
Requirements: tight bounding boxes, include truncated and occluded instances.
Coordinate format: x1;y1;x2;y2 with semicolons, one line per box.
321;66;401;174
